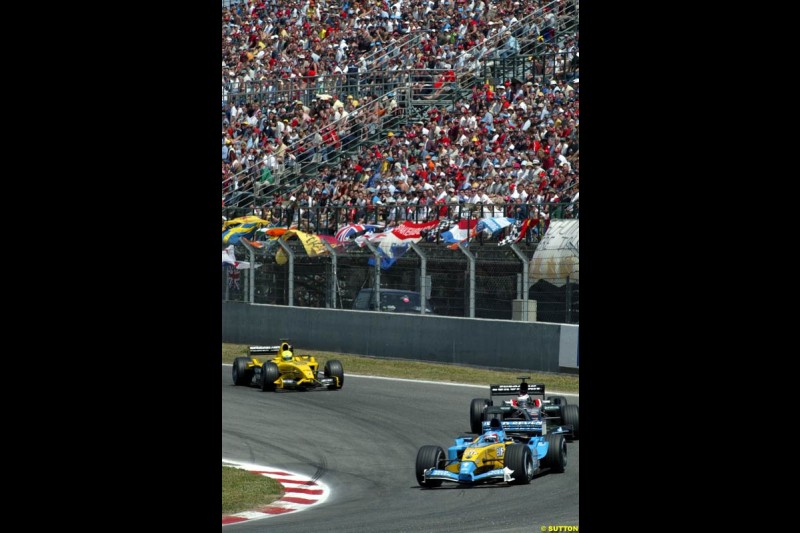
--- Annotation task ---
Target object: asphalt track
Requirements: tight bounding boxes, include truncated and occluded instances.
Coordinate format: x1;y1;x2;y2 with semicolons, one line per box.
222;366;579;532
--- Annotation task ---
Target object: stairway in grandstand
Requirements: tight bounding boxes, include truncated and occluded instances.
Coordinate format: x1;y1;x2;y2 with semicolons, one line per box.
222;0;579;216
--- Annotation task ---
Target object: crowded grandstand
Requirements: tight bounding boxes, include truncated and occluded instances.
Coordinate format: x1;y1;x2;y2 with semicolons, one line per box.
221;0;579;242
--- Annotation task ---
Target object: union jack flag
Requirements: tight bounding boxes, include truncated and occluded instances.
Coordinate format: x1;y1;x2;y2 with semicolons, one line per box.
227;265;241;289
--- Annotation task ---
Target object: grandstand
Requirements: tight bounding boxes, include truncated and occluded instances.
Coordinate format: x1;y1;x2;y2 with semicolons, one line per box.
221;0;579;241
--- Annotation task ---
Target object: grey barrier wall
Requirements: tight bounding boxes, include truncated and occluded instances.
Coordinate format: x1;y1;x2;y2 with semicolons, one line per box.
223;302;579;373
558;324;579;371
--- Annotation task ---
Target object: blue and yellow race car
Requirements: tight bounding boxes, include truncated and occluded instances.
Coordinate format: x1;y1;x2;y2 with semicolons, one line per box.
415;419;567;487
231;340;344;392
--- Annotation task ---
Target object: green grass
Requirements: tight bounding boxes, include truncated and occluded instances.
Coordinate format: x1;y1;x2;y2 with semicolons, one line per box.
223;343;579;393
222;466;284;515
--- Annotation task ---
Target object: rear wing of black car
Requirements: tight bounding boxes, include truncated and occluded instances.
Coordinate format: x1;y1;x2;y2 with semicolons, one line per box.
489;383;546;398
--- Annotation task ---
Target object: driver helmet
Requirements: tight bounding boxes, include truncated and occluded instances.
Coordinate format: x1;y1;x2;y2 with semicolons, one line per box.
483;432;498;443
518;396;543;408
531;398;543;408
282;350;293;361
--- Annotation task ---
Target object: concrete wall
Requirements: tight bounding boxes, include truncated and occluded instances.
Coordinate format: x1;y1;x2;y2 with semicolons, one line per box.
222;302;579;373
558;324;579;372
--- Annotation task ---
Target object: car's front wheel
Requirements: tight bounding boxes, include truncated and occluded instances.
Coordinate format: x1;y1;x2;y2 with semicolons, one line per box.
324;360;344;390
415;445;445;488
232;357;253;386
260;362;280;392
505;444;534;484
542;433;567;473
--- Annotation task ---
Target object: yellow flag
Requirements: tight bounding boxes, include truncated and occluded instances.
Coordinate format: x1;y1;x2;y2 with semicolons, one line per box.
275;230;329;265
292;230;328;258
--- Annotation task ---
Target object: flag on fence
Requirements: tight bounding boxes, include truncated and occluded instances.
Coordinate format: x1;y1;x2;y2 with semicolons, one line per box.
334;224;382;242
440;219;478;244
241;237;263;249
275;230;338;265
260;227;290;239
423;218;453;241
222;245;238;267
318;234;340;247
227;265;241;289
221;244;252;269
292;230;328;258
475;217;516;237
365;220;439;269
222;215;267;229
222;216;268;244
498;219;532;246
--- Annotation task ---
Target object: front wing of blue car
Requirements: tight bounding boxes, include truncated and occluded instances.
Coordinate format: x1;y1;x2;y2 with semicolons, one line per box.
423;466;516;484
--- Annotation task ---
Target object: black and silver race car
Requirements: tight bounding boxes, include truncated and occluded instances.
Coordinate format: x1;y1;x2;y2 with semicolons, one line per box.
469;377;579;440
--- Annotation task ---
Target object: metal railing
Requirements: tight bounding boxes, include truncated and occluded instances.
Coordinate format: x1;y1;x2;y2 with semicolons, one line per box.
222;233;579;323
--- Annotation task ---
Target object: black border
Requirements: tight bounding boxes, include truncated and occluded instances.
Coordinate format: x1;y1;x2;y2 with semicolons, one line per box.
60;2;223;527
577;2;737;528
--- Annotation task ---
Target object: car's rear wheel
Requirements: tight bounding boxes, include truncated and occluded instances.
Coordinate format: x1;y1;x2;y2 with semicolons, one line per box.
542;433;567;473
470;398;492;434
324;360;344;390
260;362;280;392
232;357;253;386
505;444;534;484
415;445;445;488
561;404;579;439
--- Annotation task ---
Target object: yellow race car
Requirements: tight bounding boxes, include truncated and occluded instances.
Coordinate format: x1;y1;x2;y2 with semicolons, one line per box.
231;340;344;392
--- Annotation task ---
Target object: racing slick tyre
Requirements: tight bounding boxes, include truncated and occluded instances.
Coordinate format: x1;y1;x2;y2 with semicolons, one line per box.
505;444;534;484
542;433;567;473
324;360;344;390
470;398;492;434
415;445;445;488
260;362;280;392
561;404;579;439
232;357;253;386
548;395;568;406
